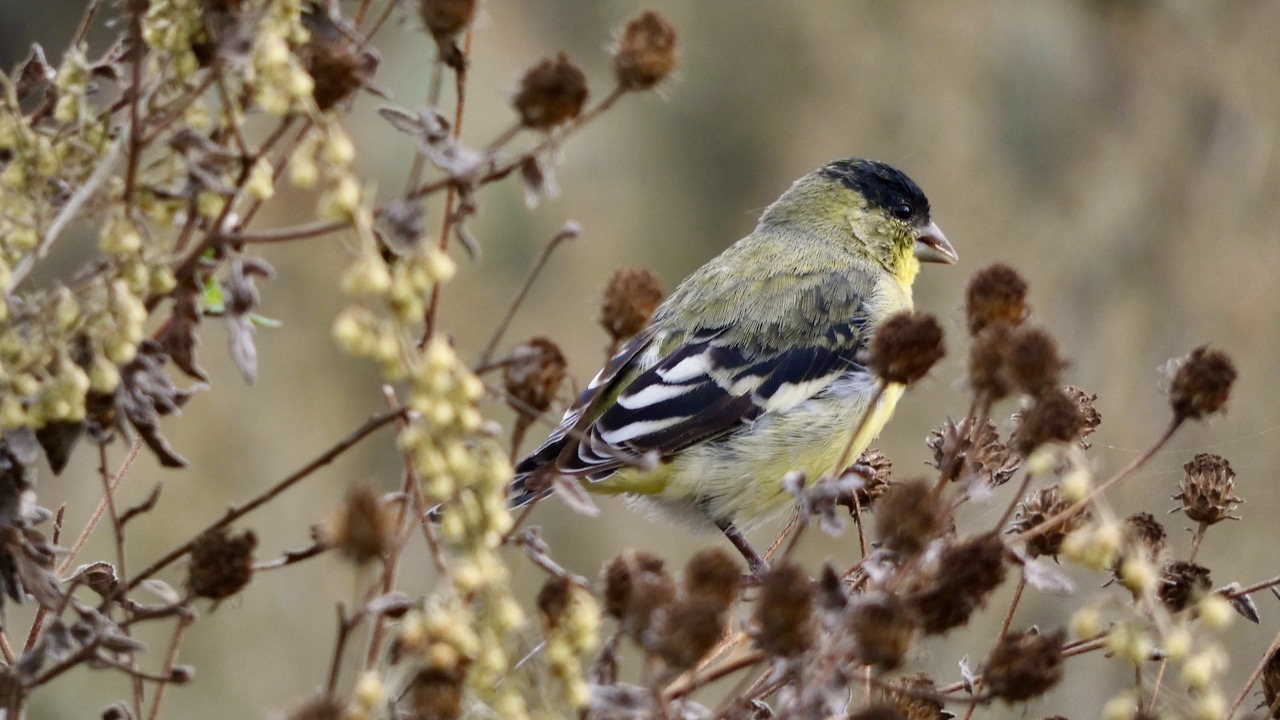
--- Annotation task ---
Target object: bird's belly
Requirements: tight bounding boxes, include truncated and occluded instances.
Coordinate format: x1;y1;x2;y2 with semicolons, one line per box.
612;380;905;528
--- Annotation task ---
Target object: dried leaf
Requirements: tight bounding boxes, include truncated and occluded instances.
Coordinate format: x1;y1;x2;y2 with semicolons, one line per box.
36;420;84;474
14;44;55;103
66;562;120;598
117;341;205;468
1218;583;1259;624
161;275;209;382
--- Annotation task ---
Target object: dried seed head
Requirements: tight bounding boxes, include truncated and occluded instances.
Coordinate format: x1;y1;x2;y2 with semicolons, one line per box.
602;550;676;638
287;696;344;720
656;596;726;670
1158;560;1212;612
1006;484;1089;559
513;53;589;130
1123;512;1167;563
1168;346;1237;421
1262;648;1280;715
869;312;945;385
187;527;257;600
878;673;948;720
753;563;814;657
1012;387;1084;457
852;447;893;508
968;321;1014;402
1173;453;1240;525
323;482;396;564
613;10;678;90
851;592;918;671
600;267;663;350
418;0;475;40
682;548;741;612
875;478;950;557
926;416;1021;488
1006;326;1066;397
983;629;1065;702
537;575;573;630
299;10;378;111
408;667;464;720
908;533;1007;635
503;337;567;416
848;706;908;720
965;263;1028;335
1060;385;1101;448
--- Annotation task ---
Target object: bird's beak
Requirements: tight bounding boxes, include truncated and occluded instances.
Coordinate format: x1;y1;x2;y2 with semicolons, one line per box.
913;221;958;264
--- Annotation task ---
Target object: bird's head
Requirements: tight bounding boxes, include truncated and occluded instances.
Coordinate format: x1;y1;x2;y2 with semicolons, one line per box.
762;158;957;283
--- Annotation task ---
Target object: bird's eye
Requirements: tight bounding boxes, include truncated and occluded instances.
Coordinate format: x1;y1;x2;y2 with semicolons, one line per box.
891;203;913;220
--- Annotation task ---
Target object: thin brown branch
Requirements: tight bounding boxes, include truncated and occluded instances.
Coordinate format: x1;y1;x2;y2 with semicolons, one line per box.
126;408;407;592
1228;625;1280;718
478;221;580;365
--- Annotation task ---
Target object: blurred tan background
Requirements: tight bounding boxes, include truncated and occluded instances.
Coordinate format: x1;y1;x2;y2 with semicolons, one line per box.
5;1;1280;717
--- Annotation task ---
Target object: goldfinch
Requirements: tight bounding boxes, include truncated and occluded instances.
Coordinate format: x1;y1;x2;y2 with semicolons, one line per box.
510;159;956;568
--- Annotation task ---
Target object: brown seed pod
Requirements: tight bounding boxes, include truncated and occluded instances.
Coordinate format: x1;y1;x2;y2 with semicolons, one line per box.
513;53;589;130
1172;453;1241;525
983;629;1065;702
1006;484;1089;559
600;267;663;351
1011;387;1084;457
602;550;676;639
323;482;395;564
753;563;814;657
868;312;946;385
187;527;257;600
1157;560;1212;612
875;479;950;557
907;533;1007;635
1006;326;1066;397
1168;346;1237;421
656;596;727;670
613;10;678;90
418;0;475;41
965;263;1028;335
682;547;741;612
851;592;918;671
503;336;567;417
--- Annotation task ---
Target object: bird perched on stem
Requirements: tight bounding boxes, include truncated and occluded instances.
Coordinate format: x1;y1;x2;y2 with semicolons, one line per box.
509;158;957;573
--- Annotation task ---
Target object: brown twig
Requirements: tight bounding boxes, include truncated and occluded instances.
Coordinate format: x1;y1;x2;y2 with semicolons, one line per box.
125;408;407;592
477;221;580;365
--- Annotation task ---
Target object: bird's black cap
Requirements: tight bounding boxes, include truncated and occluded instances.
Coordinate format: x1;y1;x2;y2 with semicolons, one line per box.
818;159;931;224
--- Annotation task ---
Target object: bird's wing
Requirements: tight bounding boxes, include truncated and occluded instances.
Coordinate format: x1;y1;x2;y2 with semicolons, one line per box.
556;272;877;481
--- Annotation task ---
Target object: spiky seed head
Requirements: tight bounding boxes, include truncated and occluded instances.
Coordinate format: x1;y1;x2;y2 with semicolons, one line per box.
1005;484;1089;559
1173;453;1240;525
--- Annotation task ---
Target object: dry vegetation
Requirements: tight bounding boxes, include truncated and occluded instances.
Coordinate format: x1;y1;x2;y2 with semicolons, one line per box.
0;1;1275;719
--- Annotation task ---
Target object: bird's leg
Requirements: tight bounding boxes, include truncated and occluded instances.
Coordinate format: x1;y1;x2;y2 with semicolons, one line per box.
715;519;769;579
